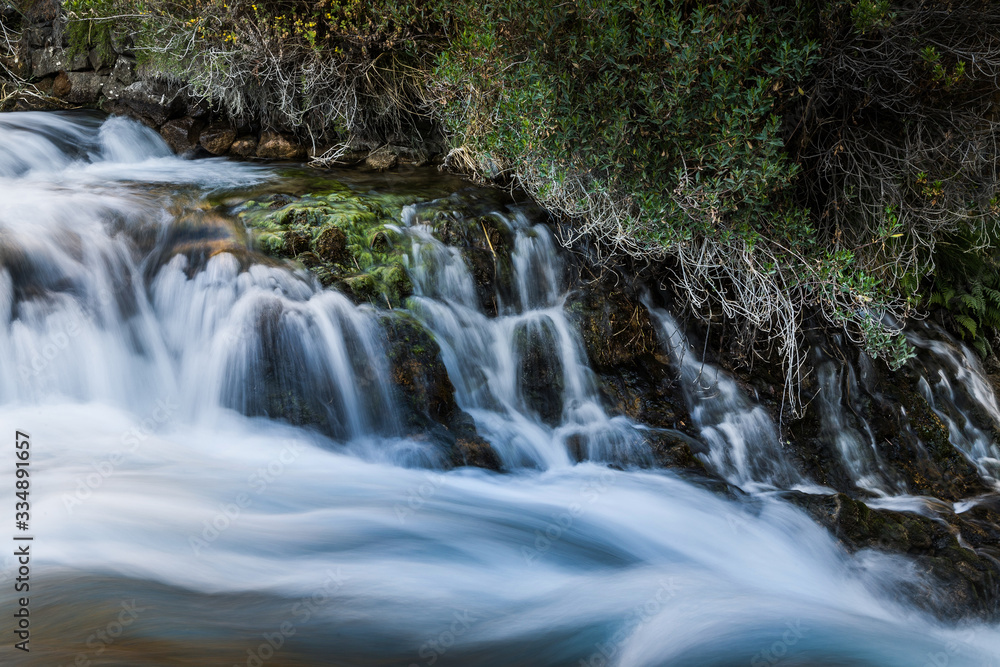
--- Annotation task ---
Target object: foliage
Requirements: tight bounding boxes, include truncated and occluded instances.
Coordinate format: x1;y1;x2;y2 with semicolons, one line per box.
64;0;119;62
928;230;1000;357
40;0;1000;408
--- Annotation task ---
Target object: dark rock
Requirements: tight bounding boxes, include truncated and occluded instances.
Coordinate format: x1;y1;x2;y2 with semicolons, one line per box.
110;80;184;127
111;56;136;85
22;0;60;23
315;225;349;264
282;229;311;257
185;95;210;120
643;428;707;471
101;77;125;103
451;435;502;470
87;47;112;72
30;46;88;78
52;71;107;104
24;26;49;49
381;312;498;468
789;491;1000;619
229;135;259;158
159;116;202;154
256;131;304;160
198;124;236;155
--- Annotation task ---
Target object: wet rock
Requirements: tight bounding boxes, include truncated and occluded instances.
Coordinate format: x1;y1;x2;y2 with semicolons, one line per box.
229;135;259;158
256;132;304;160
315;225;349;264
451;433;502;470
282;229;311;257
198;124;236;155
106;79;184;127
643;428;707;471
788;491;1000;619
159;116;202;154
382;313;498;469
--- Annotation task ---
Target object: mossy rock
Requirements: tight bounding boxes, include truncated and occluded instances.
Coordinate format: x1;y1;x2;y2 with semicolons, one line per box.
237;186;414;308
315;225;350;264
282;229;312;257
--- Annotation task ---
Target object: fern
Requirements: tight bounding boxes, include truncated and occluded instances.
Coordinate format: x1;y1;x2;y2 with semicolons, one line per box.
926;227;1000;355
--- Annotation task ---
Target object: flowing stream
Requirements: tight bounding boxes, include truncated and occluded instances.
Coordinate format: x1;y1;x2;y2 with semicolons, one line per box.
2;111;1000;666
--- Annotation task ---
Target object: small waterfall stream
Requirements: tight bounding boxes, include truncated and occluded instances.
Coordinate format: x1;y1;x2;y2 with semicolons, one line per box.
3;111;1000;665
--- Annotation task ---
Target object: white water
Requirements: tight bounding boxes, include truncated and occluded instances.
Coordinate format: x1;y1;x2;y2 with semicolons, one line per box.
645;304;803;491
1;112;1000;665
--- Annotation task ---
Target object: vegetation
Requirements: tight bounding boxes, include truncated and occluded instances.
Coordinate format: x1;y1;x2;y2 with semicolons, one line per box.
22;0;1000;411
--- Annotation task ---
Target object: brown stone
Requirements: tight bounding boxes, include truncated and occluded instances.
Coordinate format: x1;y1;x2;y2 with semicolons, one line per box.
159;117;202;154
229;135;259;158
52;70;70;98
198;125;237;155
365;148;398;171
255;132;305;160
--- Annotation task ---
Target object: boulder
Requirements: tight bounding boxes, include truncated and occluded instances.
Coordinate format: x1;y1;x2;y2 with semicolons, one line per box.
198;124;237;155
159;116;202;154
365;147;398;171
111;56;136;85
22;0;60;23
53;71;107;104
256;132;304;160
229;135;259;158
30;46;88;78
87;47;113;72
314;225;349;264
110;80;183;127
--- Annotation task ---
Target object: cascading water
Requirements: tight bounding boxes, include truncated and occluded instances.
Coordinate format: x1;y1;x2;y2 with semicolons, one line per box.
908;324;1000;487
812;345;905;496
644;303;803;491
401;205;648;468
2;111;1000;666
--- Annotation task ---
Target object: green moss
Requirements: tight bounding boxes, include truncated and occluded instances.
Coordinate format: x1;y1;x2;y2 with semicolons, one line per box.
237;184;415;308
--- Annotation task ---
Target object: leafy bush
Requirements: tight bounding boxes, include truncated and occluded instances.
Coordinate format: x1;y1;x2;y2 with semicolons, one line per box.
49;0;1000;407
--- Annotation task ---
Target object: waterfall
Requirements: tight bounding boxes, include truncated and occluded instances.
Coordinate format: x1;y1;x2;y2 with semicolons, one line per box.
645;304;803;491
2;111;1000;666
402;206;648;468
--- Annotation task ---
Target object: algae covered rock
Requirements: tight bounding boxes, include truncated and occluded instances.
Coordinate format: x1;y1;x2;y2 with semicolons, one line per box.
237;185;416;308
315;225;349;264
